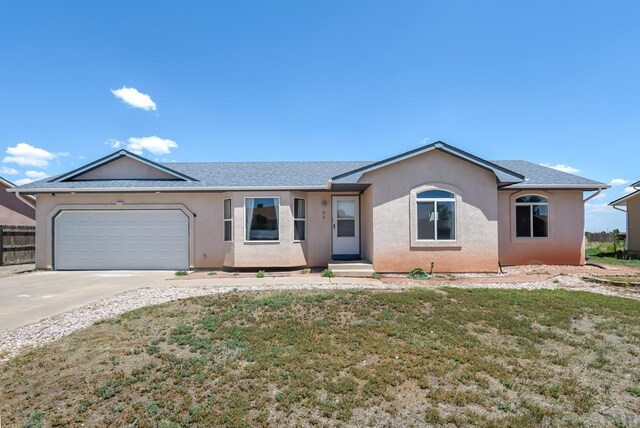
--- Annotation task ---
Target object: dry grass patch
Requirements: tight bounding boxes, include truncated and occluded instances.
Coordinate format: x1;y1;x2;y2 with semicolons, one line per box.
1;288;639;427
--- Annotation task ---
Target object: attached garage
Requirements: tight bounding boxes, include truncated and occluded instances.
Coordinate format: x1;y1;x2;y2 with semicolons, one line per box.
53;210;189;270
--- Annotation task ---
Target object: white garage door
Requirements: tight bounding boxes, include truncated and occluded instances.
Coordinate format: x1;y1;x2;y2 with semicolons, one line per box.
54;210;189;270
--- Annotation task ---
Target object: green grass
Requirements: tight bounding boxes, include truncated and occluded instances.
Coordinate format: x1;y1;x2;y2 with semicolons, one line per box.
586;242;640;268
1;289;639;426
174;271;189;276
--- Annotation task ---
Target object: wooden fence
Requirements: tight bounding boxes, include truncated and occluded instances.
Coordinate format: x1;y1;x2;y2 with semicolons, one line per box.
0;225;35;265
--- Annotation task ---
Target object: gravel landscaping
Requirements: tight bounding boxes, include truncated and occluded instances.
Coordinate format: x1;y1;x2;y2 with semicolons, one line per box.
1;273;639;365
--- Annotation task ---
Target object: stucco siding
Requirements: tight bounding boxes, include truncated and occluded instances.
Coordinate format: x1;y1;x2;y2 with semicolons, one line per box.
35;191;336;270
627;194;640;256
72;157;176;180
0;183;35;226
360;187;374;264
497;190;585;265
360;150;499;273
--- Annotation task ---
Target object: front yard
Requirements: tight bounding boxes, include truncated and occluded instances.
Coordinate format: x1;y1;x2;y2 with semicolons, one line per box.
1;288;639;427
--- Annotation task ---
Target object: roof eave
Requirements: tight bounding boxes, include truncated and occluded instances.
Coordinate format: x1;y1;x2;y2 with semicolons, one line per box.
502;183;610;191
609;189;640;207
7;184;332;194
332;141;525;185
51;150;198;183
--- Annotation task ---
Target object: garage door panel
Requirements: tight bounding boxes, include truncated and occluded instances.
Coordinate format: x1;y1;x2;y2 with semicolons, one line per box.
54;210;189;270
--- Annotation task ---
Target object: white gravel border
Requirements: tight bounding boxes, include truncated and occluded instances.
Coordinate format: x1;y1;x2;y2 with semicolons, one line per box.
1;276;638;364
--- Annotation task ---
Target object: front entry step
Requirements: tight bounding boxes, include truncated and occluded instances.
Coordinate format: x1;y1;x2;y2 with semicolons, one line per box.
328;260;375;277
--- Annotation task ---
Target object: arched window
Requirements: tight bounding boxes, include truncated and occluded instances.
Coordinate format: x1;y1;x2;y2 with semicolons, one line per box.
515;195;548;238
416;190;456;240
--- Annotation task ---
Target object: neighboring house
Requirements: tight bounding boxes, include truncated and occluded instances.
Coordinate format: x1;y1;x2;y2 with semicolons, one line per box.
0;176;35;226
9;142;608;272
609;180;640;258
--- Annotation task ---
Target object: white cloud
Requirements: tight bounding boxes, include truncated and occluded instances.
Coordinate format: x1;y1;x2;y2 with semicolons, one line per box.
585;203;611;213
13;178;34;186
3;143;55;168
126;135;178;155
609;178;629;186
25;170;48;180
540;163;580;174
111;86;157;111
624;186;636;194
0;166;18;175
105;139;123;149
590;191;607;200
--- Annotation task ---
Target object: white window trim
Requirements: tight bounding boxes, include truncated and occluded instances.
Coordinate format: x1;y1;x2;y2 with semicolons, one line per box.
293;197;307;242
515;196;549;239
243;196;281;243
416;192;456;242
223;198;233;242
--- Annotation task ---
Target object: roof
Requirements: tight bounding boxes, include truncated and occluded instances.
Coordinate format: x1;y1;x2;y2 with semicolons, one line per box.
9;143;608;193
493;160;608;190
609;188;640;207
332;142;525;185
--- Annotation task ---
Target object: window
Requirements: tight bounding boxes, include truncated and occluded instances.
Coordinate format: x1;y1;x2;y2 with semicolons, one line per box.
336;200;356;237
416;190;455;241
294;198;306;241
245;197;279;241
515;195;548;238
223;198;232;241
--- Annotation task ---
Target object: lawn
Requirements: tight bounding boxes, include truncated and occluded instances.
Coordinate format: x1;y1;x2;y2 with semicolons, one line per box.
1;288;639;427
586;242;640;269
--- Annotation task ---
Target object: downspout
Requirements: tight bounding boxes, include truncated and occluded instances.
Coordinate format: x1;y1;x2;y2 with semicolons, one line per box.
612;205;628;251
15;191;36;210
583;188;602;203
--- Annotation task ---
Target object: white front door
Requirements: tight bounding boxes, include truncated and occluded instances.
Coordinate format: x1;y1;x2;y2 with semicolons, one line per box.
332;196;360;257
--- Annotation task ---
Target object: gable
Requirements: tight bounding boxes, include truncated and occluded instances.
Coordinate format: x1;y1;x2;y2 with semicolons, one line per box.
70;156;178;180
331;142;524;185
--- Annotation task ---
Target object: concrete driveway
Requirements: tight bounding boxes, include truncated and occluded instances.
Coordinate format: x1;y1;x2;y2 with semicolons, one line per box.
0;270;174;332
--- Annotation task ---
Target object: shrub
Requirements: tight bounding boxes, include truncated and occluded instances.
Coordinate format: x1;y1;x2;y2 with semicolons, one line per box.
408;267;431;279
300;268;311;274
321;269;335;278
175;271;188;276
256;270;265;278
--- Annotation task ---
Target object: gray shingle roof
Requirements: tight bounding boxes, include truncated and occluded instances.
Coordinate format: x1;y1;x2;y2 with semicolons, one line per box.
13;147;607;192
492;160;606;187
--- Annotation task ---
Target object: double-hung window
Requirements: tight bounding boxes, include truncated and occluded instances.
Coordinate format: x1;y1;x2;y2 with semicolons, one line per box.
245;197;279;241
515;195;548;238
293;198;306;241
223;198;232;241
416;190;456;241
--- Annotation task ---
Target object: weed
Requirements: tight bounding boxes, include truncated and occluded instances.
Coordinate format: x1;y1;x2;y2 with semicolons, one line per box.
321;268;335;278
175;271;189;276
300;268;311;274
256;270;265;278
370;273;383;279
208;271;217;276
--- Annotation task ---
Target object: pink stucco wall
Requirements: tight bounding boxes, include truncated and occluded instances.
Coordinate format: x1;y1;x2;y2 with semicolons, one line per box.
626;193;640;257
358;150;500;273
73;157;176;180
497;189;585;265
0;183;35;226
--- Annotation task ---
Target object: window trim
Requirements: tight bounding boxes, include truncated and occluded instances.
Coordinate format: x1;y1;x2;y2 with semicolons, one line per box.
223;198;233;242
243;196;281;243
293;197;307;242
416;190;457;242
514;194;550;239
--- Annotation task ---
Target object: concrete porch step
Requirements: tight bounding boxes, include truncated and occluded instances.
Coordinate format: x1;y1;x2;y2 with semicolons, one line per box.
328;260;375;277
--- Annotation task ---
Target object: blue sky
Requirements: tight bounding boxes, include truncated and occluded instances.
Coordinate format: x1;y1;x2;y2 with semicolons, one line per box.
0;1;638;231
